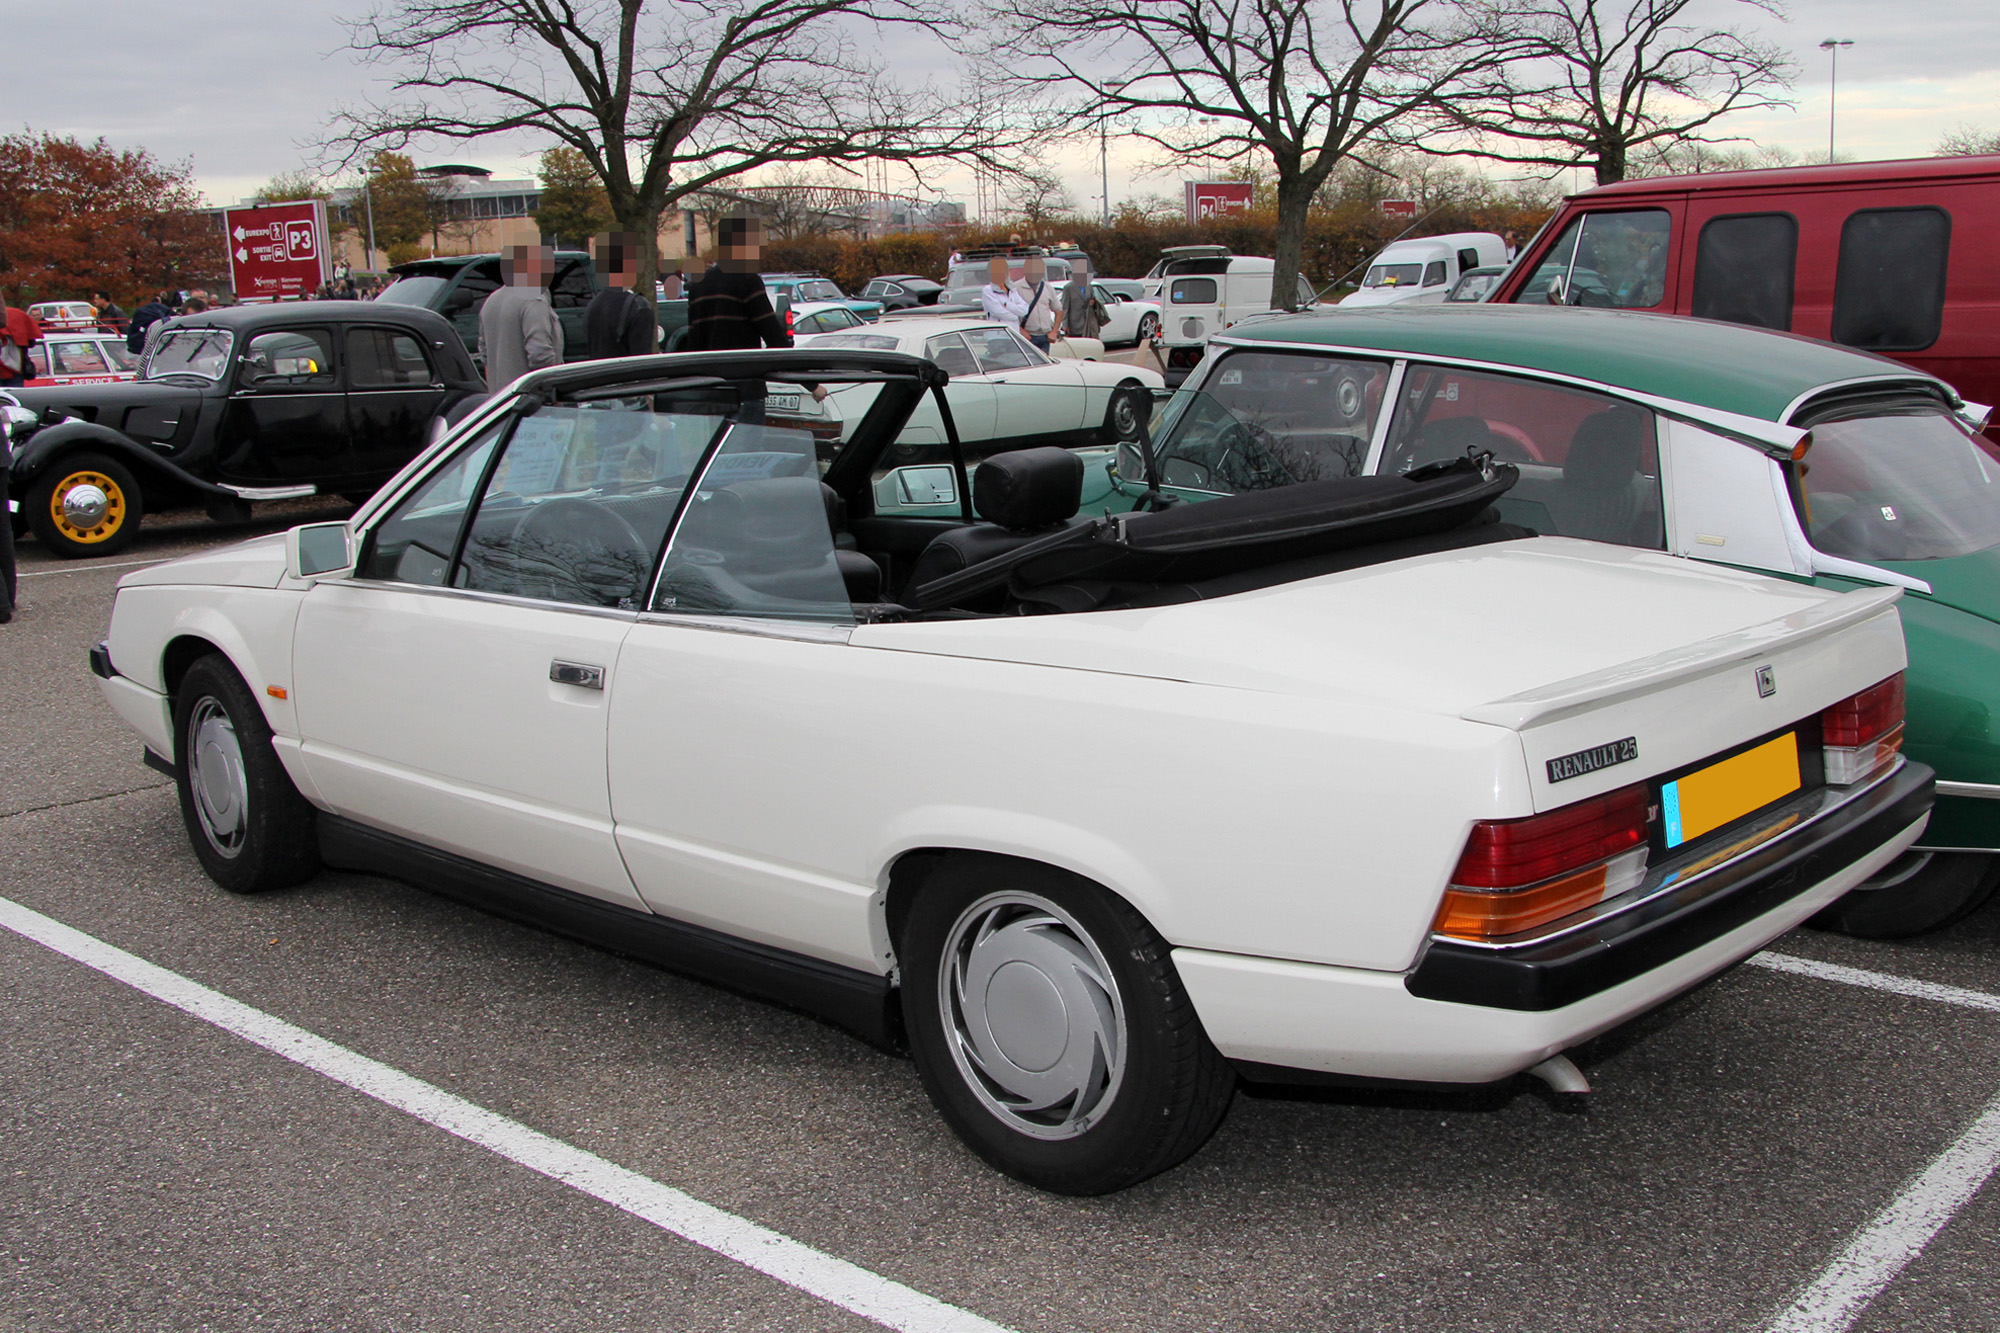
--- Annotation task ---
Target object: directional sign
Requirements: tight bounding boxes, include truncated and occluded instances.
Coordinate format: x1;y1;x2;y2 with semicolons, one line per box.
222;201;330;301
1184;181;1255;223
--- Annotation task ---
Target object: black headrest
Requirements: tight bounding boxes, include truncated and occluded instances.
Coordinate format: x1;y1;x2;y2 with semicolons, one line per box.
974;447;1084;530
1565;408;1649;492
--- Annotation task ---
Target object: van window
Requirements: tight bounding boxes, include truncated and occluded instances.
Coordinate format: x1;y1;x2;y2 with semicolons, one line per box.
1423;261;1448;287
1457;248;1480;274
1514;209;1671;309
1693;213;1798;331
1170;277;1218;304
1833;207;1951;353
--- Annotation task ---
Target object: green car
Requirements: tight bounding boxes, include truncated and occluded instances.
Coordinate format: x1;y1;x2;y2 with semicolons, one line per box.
886;306;1998;936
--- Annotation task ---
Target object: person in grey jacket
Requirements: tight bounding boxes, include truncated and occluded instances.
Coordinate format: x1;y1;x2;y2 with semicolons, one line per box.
478;244;563;392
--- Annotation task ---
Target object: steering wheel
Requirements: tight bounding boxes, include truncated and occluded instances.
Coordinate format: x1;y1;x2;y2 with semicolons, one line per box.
507;497;653;607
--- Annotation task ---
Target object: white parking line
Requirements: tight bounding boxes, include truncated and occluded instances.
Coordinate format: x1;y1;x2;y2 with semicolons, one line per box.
1750;952;2000;1013
0;895;1014;1333
1763;1092;2000;1333
17;557;169;577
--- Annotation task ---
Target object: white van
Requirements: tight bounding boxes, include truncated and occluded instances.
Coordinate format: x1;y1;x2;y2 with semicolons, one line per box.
1156;252;1318;380
1338;232;1508;308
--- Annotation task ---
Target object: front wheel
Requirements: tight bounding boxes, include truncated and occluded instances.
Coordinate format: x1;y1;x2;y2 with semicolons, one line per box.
901;856;1235;1195
172;655;322;894
1810;851;1999;938
26;452;144;558
1103;384;1149;448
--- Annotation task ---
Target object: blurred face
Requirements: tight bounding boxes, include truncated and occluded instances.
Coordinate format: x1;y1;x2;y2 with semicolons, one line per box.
988;256;1009;286
1024;259;1047;283
723;221;762;272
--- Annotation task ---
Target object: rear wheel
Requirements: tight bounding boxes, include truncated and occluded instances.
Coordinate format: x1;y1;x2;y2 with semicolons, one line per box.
1135;313;1160;345
1810;851;2000;938
1104;383;1149;447
171;655;321;894
901;855;1234;1195
26;452;143;558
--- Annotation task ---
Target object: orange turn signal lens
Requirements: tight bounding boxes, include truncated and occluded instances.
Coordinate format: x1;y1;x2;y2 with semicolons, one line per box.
266;685;288;700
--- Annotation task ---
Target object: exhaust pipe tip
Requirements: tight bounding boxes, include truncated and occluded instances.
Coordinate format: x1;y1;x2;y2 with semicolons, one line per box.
1527;1054;1591;1095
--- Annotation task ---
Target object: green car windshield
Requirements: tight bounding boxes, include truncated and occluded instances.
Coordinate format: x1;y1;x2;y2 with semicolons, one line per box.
1798;410;2000;562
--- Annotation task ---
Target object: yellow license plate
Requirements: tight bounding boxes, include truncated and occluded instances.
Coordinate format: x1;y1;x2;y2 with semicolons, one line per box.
1663;732;1801;849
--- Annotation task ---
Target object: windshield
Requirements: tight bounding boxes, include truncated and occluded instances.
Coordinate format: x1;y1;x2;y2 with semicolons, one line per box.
1363;263;1423;288
1144;351;1392;493
376;274;451;306
1796;410;2000;562
144;329;232;380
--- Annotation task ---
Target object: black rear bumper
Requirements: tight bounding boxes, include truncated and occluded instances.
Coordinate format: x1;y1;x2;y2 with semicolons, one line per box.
1406;761;1933;1011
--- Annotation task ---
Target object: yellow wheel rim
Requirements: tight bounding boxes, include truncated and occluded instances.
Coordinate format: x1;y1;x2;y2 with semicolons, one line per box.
48;469;127;545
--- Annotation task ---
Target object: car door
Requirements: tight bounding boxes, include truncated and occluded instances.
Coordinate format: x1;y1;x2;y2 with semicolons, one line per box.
608;419;886;971
964;325;1088;449
292;395;726;907
345;324;450;480
214;326;349;484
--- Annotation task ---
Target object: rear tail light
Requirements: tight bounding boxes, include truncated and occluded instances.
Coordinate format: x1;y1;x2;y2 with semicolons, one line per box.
1434;784;1651;942
786;309;795;335
1821;673;1905;785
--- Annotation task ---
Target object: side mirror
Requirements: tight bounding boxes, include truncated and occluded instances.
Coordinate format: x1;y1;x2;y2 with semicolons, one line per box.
886;464;959;507
286;521;354;581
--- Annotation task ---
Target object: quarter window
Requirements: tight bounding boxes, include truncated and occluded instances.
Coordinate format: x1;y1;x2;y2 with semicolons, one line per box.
1693;213;1798;331
240;329;336;387
347;329;433;387
1832;207;1951;352
1514;209;1672;309
1384;366;1665;549
923;333;980;377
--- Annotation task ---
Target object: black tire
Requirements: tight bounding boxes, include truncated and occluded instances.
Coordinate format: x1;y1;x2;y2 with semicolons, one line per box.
25;451;144;558
1103;383;1149;447
900;855;1235;1195
1135;313;1160;345
171;655;321;894
1809;851;2000;939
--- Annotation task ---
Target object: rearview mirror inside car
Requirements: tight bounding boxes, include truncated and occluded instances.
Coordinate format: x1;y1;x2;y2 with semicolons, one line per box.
286;521;353;581
889;464;959;507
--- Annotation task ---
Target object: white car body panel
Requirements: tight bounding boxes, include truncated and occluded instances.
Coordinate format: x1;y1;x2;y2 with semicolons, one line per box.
1339;233;1510;309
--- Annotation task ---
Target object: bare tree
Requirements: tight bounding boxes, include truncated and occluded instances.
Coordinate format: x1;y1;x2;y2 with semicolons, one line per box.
336;0;1030;330
1003;169;1076;232
992;0;1511;309
1442;0;1794;186
1937;125;2000;157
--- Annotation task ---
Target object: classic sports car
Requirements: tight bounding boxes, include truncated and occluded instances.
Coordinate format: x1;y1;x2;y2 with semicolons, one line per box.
4;303;482;557
798;316;1161;460
1083;283;1162;348
93;345;1931;1194
1147;305;1998;936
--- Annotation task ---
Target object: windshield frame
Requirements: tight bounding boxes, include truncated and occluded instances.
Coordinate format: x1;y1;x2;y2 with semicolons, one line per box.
142;327;235;382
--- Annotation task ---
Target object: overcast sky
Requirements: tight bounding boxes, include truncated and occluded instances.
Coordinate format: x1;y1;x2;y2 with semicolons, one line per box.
3;0;1994;219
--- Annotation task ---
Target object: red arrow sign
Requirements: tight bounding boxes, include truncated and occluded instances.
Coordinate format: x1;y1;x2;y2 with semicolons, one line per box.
223;201;330;301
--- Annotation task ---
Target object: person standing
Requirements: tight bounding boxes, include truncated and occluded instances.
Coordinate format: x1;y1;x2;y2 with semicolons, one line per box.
584;231;655;358
684;216;791;351
127;290;175;354
478;243;564;392
1014;256;1059;351
1054;255;1105;346
90;290;127;332
0;429;14;623
980;256;1027;329
0;293;41;388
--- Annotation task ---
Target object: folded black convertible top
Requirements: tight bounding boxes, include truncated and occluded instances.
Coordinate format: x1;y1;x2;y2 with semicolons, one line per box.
910;456;1519;612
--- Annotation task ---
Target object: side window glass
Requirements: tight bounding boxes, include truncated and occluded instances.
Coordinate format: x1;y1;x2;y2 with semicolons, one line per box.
549;258;595;310
1515;209;1671;308
455;400;729;608
653;419;855;623
348;329;435;387
441;264;501;317
1169;277;1217;304
1149;351;1391;493
1422;261;1448;287
1457;247;1480;273
1693;213;1799;331
52;342;110;376
966;327;1032;373
1833;207;1951;352
1385;365;1664;549
240;329;336;388
924;333;979;377
358;424;506;585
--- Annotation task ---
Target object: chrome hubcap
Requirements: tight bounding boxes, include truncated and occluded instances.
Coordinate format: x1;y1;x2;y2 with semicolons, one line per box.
1111;394;1140;440
940;892;1126;1140
187;698;248;858
62;482;110;528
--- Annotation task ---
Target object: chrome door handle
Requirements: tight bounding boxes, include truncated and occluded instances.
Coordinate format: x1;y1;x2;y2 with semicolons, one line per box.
549;660;604;690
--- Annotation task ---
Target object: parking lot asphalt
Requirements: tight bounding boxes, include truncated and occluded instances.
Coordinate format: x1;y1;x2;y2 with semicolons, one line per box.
4;514;1999;1333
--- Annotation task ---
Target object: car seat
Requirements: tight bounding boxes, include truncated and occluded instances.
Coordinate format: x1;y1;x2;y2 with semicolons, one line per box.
1547;407;1664;547
902;447;1088;604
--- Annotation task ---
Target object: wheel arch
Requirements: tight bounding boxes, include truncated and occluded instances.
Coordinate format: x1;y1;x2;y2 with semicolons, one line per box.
11;420;231;505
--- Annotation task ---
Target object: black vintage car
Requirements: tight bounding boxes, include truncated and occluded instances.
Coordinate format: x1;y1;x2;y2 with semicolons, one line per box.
3;303;483;557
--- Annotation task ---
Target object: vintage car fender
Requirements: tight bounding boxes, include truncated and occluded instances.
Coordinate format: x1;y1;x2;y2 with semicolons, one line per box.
9;418;237;504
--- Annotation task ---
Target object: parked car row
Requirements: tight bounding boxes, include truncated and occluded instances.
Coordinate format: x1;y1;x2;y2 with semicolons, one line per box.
85;295;1975;1199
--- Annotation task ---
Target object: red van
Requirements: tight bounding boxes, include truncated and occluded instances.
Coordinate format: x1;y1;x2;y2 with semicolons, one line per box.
1490;154;2000;433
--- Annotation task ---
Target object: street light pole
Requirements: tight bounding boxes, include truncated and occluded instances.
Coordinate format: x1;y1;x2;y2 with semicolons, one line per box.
1821;39;1854;163
1101;116;1110;227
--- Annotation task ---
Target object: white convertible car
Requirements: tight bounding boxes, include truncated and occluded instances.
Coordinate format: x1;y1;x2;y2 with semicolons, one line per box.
93;347;1932;1194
